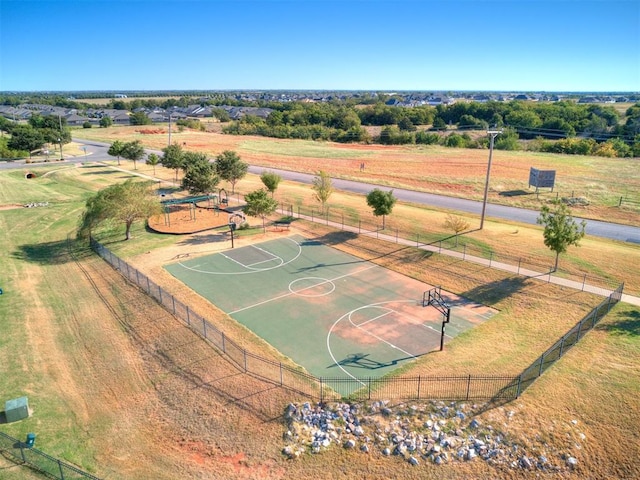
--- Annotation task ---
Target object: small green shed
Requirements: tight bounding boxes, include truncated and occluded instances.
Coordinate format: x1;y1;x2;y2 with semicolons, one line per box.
5;396;29;423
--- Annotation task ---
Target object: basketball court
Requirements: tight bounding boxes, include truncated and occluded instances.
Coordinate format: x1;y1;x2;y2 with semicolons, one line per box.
164;235;496;387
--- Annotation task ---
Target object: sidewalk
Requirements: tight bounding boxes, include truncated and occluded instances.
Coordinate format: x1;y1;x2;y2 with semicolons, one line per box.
290;211;640;307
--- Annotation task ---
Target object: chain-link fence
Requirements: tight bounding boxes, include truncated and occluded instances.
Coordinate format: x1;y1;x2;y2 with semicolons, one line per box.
89;236;623;402
0;431;101;480
279;203;622;296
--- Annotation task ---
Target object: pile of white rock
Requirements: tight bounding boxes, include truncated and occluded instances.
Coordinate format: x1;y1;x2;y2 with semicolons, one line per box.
282;400;580;473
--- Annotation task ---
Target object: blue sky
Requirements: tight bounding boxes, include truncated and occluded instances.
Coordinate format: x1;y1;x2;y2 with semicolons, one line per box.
1;0;638;92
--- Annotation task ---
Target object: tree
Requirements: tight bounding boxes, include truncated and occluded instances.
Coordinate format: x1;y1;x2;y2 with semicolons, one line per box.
108;140;125;165
7;125;45;154
146;153;160;175
181;153;219;194
366;188;396;229
215;150;248;194
78;180;162;241
443;214;470;247
260;170;282;197
161;143;185;182
537;201;586;271
311;170;333;214
243;189;278;232
99;116;113;128
121;140;145;170
129;111;152;125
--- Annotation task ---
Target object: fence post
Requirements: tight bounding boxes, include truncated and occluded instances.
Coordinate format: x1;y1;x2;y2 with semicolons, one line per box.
58;459;65;479
19;443;26;462
538;354;545;376
243;350;247;372
222;332;226;352
158;286;162;304
417;375;421;400
280;363;283;386
466;374;471;401
516;375;523;398
559;337;565;358
368;377;372;400
619;196;623;207
489;252;493;267
186;306;190;325
172;296;176;314
517;258;521;274
341;213;344;229
320;379;324;402
203;318;207;338
146;276;150;293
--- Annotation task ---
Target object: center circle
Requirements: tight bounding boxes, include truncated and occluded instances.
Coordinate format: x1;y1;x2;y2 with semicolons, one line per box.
289;277;336;297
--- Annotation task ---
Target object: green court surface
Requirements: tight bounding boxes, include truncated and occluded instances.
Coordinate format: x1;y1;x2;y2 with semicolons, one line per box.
164;235;495;385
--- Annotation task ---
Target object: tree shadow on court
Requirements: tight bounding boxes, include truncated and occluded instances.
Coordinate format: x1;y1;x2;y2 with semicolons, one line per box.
311;230;359;246
596;309;640;337
328;351;435;370
12;239;74;265
463;276;529;306
177;231;230;246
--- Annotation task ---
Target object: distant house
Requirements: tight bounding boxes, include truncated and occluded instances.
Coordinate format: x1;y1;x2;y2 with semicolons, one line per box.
64;113;91;126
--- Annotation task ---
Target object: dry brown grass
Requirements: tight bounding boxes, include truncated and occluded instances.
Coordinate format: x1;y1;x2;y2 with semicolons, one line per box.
74;126;640;225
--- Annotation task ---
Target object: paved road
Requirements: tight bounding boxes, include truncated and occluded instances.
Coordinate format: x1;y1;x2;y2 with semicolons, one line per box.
245;165;640;244
7;138;638;244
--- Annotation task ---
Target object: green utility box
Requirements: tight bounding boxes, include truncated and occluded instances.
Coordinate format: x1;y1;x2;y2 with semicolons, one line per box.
5;396;29;423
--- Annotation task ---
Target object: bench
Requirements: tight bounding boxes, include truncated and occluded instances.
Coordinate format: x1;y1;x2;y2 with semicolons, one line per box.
273;221;291;231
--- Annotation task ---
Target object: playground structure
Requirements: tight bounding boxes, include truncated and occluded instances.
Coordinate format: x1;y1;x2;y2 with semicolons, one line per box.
148;189;242;234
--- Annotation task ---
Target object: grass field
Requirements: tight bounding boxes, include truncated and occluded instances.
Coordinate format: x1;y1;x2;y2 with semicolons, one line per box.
0;156;639;479
73;125;640;225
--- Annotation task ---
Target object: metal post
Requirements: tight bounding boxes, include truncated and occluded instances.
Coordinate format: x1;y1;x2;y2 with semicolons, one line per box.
480;130;502;230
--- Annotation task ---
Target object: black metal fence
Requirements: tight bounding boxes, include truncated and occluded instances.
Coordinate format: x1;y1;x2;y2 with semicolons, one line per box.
0;431;101;480
89;236;623;403
279;203;622;297
518;282;624;393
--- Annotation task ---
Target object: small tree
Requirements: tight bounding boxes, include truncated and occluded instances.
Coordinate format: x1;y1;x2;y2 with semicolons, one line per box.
99;116;113;128
146;153;160;175
181;153;219;194
78;179;162;241
107;140;125;166
260;170;282;197
121;140;145;170
443;214;470;247
312;170;333;214
537;201;586;271
243;189;278;232
366;188;396;229
215;150;248;194
161;143;185;182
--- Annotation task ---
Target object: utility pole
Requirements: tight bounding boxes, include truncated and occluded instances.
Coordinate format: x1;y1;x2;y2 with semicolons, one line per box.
168;112;172;146
479;129;502;230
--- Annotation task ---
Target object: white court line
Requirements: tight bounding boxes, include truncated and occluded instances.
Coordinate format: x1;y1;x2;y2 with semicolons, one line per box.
348;307;417;359
228;264;378;315
177;237;302;275
353;308;394;327
327;300;420;384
